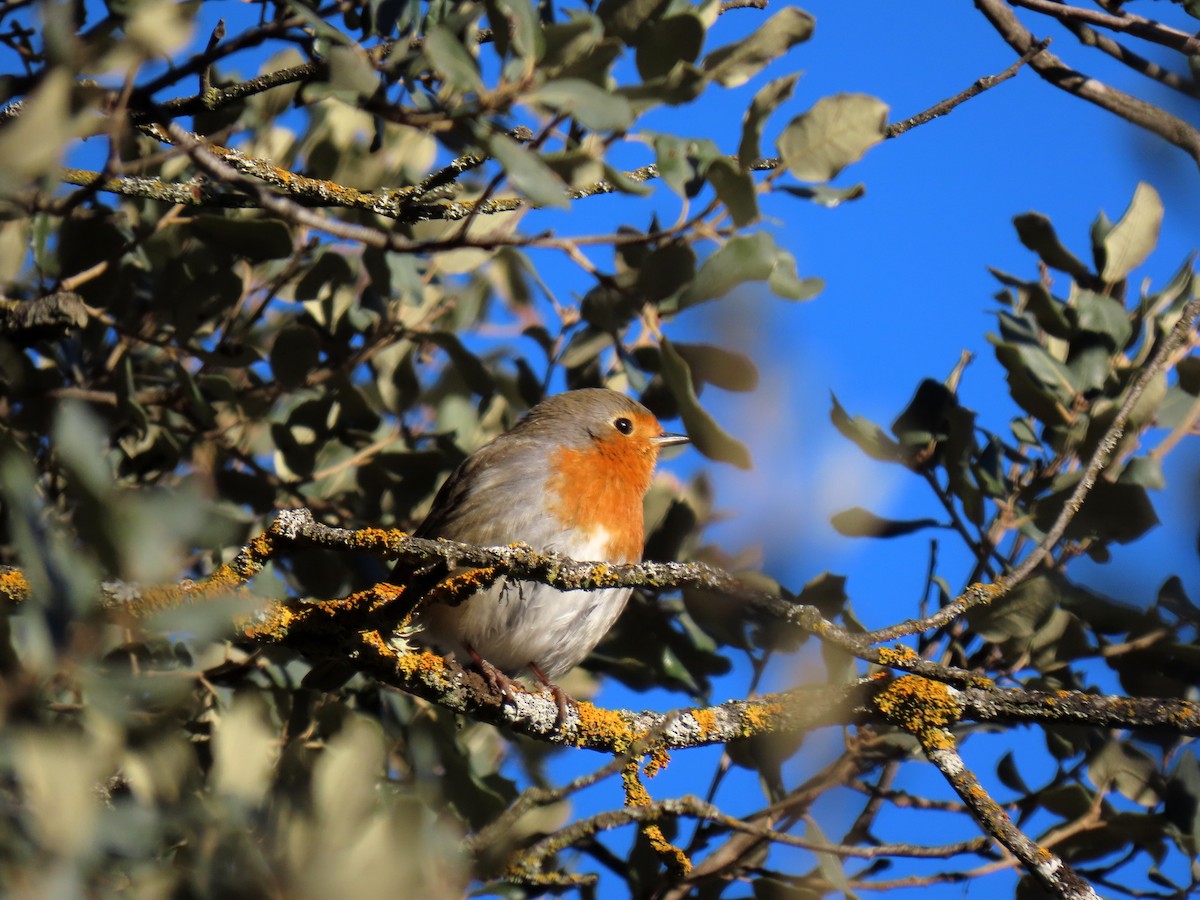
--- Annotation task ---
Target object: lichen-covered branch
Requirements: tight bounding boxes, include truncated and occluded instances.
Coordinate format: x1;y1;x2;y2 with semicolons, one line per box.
876;676;1100;900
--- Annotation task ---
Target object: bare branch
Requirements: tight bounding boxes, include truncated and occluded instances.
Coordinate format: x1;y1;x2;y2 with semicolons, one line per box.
886;38;1051;138
975;0;1200;164
1008;0;1200;56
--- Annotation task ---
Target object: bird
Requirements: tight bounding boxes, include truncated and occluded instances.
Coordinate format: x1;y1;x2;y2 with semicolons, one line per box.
391;388;688;710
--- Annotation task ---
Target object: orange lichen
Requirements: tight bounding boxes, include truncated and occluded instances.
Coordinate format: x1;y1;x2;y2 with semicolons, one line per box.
643;747;671;778
874;675;961;751
877;644;920;666
345;526;399;550
740;700;784;737
622;761;692;877
573;700;634;750
423;567;501;609
691;707;720;739
0;569;31;604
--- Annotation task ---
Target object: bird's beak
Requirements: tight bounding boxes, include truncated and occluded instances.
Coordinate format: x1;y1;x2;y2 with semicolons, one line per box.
652;432;690;448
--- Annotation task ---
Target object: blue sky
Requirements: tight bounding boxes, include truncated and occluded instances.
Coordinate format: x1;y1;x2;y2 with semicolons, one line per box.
14;0;1200;893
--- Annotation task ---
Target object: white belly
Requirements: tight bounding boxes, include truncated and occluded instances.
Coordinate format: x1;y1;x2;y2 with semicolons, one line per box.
422;581;631;679
417;528;633;679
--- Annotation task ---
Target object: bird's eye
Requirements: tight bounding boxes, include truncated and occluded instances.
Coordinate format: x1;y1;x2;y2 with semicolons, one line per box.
613;417;634;435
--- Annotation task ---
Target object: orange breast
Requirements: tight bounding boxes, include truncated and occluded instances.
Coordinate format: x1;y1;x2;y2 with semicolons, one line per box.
545;434;657;563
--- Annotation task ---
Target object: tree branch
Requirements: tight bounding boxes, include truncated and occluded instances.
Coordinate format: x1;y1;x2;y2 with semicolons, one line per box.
974;0;1200;164
885;38;1051;138
1008;0;1200;56
876;676;1100;900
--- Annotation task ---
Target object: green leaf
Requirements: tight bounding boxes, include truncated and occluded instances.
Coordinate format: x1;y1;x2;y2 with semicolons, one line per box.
485;131;570;208
595;0;667;41
1089;739;1161;806
1034;476;1160;545
1165;750;1200;847
1119;456;1164;490
738;73;800;168
1074;289;1132;349
649;132;694;198
706;157;758;227
427;332;496;395
659;338;752;469
529;78;633;131
830;394;903;463
682;232;821;307
780;183;867;207
997;752;1031;795
190;216;293;261
325;44;381;99
494;0;542;61
968;576;1058;643
619;61;709;109
53;402;113;500
423;25;485;93
1013;212;1092;281
1102;182;1163;283
637;241;697;303
635;12;705;82
777;93;889;183
701;7;815;87
805;819;851;895
671;342;759;392
830;507;940;539
270;325;321;390
991;339;1076;424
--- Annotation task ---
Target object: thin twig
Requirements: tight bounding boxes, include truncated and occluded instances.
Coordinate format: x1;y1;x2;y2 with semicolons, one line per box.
885;39;1050;138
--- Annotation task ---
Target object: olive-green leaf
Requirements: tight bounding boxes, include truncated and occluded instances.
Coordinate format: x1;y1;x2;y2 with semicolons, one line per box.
635;12;705;82
427;332;496;395
702;7;815;88
1102;182;1163;283
780;183;866;207
270;325;321;390
706;157;758;227
325;45;381;99
683;231;819;306
486;132;570;208
496;0;542;61
1089;739;1162;806
659;338;752;469
1013;212;1092;281
777;93;889;183
423;25;485;93
671;342;759;392
738;73;800;168
530;78;633;131
595;0;667;41
191;216;293;261
1074;289;1132;349
830;507;940;539
637;241;697;303
830;394;904;463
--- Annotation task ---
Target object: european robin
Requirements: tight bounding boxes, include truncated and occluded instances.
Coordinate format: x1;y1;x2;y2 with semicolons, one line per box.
392;389;688;706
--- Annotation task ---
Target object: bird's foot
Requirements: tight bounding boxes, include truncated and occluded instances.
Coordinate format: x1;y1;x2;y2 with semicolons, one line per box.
529;662;571;728
468;646;520;706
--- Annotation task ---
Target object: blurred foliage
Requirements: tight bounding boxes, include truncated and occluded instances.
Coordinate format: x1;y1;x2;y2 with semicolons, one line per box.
0;0;1196;897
